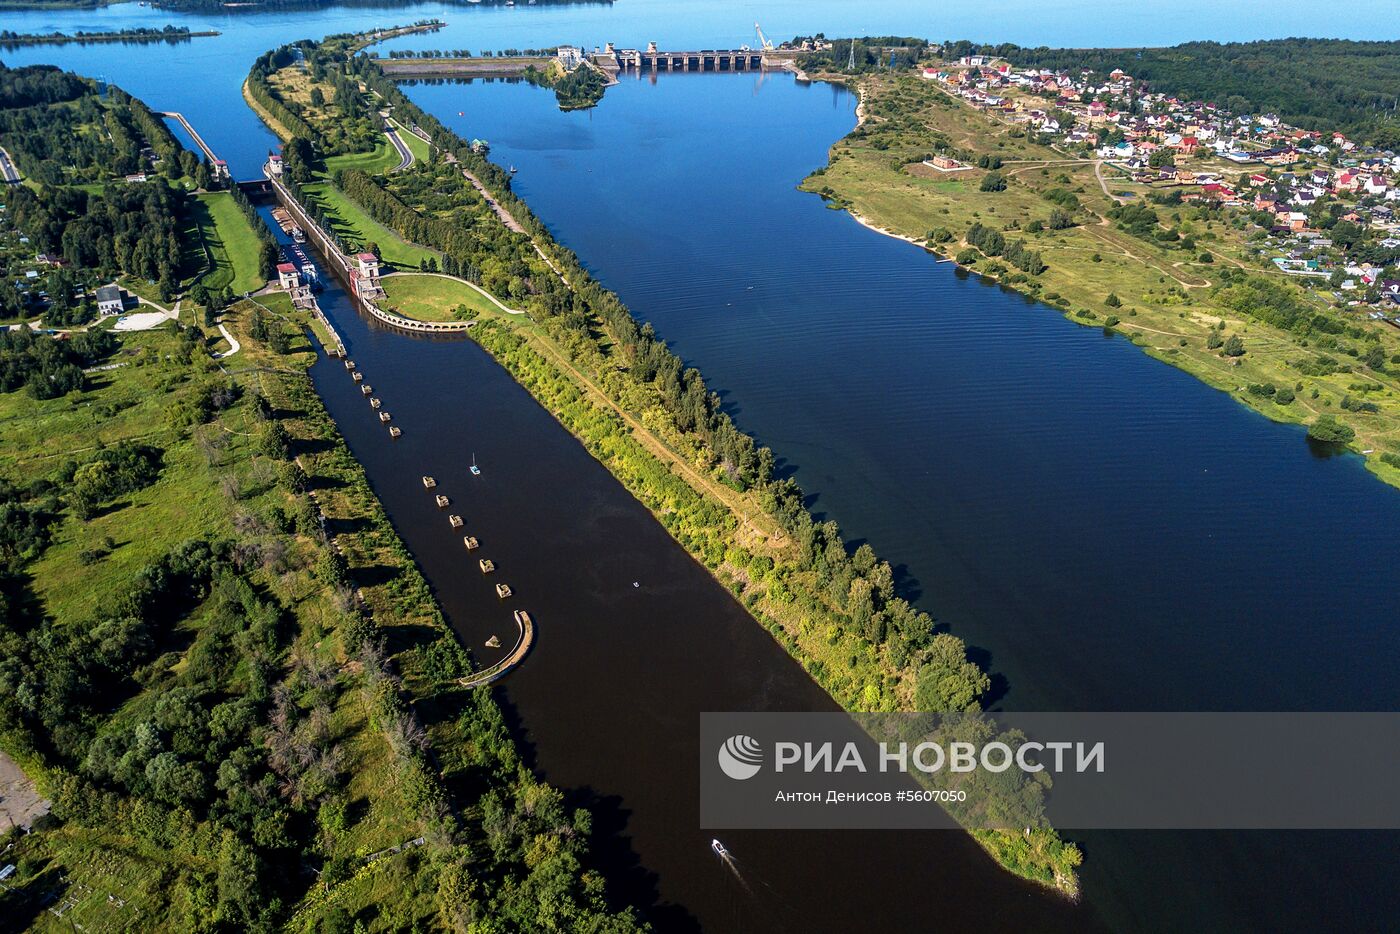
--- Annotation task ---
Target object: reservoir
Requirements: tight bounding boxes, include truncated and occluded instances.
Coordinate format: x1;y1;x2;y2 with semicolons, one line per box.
396;71;1400;930
6;2;1400;929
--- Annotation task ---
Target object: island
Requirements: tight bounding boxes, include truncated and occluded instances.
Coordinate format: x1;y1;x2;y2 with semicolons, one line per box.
0;26;218;48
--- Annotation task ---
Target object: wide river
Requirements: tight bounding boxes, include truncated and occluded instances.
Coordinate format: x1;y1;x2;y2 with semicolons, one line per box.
8;3;1400;931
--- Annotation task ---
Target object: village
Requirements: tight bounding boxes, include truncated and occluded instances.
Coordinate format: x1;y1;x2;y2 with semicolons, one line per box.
926;55;1400;316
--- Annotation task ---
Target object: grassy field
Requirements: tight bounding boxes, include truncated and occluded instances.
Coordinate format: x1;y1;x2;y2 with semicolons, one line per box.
188;191;266;294
0;288;636;929
380;273;512;321
325;139;403;176
807;71;1400;489
302;181;438;270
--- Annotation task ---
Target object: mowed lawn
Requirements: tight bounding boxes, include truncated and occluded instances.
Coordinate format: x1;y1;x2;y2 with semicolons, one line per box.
302;181;438;270
324;139;403;176
380;273;513;321
191;191;267;294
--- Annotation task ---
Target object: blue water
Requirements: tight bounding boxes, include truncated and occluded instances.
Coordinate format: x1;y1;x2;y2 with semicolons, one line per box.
8;3;1400;928
398;72;1400;929
4;0;1400;177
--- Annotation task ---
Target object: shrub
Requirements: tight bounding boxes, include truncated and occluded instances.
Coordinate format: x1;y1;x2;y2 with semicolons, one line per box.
1307;414;1355;444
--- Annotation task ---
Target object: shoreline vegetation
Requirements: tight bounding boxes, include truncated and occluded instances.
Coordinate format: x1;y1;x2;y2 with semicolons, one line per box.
0;64;643;930
0;27;218;48
247;31;1083;894
795;44;1400;491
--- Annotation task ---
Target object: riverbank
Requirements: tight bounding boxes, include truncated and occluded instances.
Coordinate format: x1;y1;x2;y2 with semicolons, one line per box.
803;69;1400;490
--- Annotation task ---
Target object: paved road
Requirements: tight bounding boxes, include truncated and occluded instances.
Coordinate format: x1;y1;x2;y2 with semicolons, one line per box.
0;145;21;184
382;116;414;172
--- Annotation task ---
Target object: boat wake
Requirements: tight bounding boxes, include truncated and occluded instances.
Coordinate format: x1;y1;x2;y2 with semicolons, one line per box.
711;839;750;892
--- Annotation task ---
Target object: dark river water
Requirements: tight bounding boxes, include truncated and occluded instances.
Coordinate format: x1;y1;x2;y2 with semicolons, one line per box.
8;3;1400;930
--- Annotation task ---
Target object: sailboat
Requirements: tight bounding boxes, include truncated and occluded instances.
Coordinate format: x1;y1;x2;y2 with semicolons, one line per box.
470;453;481;476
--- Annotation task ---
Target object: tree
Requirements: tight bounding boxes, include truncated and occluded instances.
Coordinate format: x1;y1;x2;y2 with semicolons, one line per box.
1308;414;1355;444
1222;334;1245;357
913;634;989;712
979;172;1007;192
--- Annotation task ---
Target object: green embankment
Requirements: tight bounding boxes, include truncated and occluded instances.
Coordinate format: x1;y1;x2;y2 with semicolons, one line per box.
302;181;437;270
380;273;510;321
324;139;403;176
389;119;431;163
189;191;267;293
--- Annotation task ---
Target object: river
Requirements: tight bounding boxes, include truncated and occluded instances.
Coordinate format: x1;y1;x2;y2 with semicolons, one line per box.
8;3;1400;931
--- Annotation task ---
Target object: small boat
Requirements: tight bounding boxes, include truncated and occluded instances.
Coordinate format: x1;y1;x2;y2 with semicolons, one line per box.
379;412;391;423
388;426;402;438
509;165;517;175
711;839;729;859
495;582;512;598
361;385;373;395
449;514;463;528
352;372;363;382
435;494;450;507
479;558;495;573
485;635;501;648
423;476;437;489
470;452;481;476
370;398;381;408
462;535;479;550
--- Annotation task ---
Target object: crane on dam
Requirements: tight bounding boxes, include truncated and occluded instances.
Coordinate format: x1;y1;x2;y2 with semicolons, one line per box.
754;22;774;52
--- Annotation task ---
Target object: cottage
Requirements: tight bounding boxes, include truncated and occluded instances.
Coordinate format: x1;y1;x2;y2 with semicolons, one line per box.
96;285;124;317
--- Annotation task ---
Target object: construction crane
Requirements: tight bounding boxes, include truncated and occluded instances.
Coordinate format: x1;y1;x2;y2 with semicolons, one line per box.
754;22;774;52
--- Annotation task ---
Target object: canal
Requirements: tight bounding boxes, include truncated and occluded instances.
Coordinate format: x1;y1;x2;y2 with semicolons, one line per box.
264;208;1097;932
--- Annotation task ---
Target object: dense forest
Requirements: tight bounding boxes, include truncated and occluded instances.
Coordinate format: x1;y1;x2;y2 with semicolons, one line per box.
6;183;186;294
0;64;184;182
966;38;1400;146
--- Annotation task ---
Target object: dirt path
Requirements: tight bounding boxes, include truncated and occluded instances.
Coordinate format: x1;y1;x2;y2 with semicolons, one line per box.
0;751;49;830
460;166;525;233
